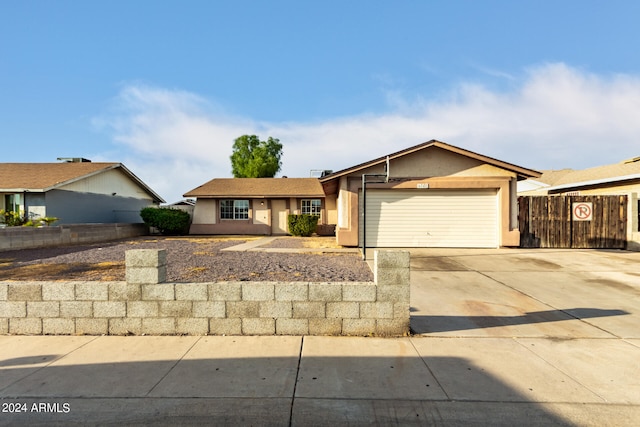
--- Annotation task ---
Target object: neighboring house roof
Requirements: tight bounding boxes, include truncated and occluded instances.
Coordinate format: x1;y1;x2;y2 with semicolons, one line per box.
516;169;575;193
184;178;325;198
320;139;541;182
528;169;575;186
165;199;196;207
0;162;165;203
520;157;640;193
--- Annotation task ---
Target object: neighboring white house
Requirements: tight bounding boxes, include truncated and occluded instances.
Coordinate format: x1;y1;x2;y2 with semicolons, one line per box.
0;159;165;224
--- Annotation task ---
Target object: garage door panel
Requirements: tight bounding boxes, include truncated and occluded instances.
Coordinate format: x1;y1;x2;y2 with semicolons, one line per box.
362;189;498;248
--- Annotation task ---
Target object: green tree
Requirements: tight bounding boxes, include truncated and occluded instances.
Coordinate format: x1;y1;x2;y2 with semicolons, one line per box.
230;135;283;178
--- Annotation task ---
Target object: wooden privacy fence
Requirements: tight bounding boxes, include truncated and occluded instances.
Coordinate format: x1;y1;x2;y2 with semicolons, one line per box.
518;195;627;249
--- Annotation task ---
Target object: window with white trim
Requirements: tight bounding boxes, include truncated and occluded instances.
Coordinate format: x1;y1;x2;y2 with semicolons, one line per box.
4;194;22;213
220;200;249;220
301;199;321;216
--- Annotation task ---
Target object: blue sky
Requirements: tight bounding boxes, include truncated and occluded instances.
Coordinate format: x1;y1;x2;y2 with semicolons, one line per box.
2;1;640;202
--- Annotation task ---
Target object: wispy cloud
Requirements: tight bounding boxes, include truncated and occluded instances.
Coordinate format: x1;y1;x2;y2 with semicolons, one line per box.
94;63;640;202
468;62;517;81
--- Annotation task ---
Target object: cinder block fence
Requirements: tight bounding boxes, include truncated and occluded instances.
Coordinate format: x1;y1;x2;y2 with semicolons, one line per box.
0;249;410;337
0;223;147;251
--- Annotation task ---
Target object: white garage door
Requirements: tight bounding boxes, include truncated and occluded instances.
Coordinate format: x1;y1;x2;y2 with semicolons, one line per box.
361;189;498;248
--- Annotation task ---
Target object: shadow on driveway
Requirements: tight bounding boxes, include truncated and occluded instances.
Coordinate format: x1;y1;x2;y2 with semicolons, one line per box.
411;307;629;334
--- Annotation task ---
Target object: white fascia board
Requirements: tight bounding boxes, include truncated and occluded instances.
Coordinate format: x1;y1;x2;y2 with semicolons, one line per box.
545;173;640;192
0;188;46;193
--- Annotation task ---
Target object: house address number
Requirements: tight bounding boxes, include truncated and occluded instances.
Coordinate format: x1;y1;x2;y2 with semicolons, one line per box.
417;183;429;189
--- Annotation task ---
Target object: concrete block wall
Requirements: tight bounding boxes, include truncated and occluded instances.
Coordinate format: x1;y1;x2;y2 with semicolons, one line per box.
0;223;147;251
0;249;410;337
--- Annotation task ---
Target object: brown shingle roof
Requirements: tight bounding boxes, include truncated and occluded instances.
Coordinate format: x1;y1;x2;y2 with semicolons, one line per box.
0;162;121;191
520;158;640;193
0;162;165;203
550;159;640;186
184;178;325;198
528;169;575;186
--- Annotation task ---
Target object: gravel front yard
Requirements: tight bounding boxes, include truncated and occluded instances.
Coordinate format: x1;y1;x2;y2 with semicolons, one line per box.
0;236;373;282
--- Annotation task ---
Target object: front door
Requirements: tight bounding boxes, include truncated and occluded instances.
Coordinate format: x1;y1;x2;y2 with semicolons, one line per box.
271;199;288;235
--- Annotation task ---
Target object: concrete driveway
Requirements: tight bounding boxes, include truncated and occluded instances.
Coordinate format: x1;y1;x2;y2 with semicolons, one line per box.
410;248;640;339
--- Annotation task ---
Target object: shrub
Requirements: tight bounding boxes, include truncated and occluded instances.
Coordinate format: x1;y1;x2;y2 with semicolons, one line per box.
140;207;191;235
0;209;26;227
24;217;60;227
287;214;319;237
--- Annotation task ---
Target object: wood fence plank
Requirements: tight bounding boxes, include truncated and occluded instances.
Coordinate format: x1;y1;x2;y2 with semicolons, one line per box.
519;195;627;249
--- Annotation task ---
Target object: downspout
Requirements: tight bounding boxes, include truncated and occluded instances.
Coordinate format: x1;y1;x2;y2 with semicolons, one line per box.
362;174;366;260
23;191;28;219
360;156;390;260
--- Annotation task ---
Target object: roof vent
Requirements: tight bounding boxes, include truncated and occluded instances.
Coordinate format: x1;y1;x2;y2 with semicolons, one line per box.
57;157;92;163
310;169;333;178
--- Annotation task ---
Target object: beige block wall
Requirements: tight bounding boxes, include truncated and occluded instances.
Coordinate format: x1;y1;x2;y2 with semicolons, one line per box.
0;250;410;336
0;223;147;251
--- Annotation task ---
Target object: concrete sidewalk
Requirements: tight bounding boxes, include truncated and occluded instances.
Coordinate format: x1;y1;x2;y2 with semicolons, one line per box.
1;335;639;426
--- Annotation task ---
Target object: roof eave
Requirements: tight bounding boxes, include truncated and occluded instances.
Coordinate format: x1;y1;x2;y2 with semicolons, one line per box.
43;163;122;191
187;194;326;199
546;173;640;193
0;188;46;193
116;164;166;203
319;139;541;182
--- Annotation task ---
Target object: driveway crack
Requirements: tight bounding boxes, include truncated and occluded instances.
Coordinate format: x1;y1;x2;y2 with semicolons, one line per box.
289;336;304;427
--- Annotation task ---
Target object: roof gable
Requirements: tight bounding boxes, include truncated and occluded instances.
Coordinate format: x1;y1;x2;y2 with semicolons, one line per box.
319;140;541;182
0;162;165;203
184;178;325;198
0;162;120;190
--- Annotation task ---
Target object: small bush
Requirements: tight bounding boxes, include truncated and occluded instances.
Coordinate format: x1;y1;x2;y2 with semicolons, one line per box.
0;209;26;227
287;214;319;237
140;207;191;235
24;217;59;227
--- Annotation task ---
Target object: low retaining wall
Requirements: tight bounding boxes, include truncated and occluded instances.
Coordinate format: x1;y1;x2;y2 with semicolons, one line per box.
0;223;148;251
0;250;410;337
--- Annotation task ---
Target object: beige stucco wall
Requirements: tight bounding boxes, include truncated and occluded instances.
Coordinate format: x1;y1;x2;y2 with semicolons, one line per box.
333;148;521;247
391;147;482;177
324;194;338;225
557;182;640;196
192;199;217;225
190;197;327;236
